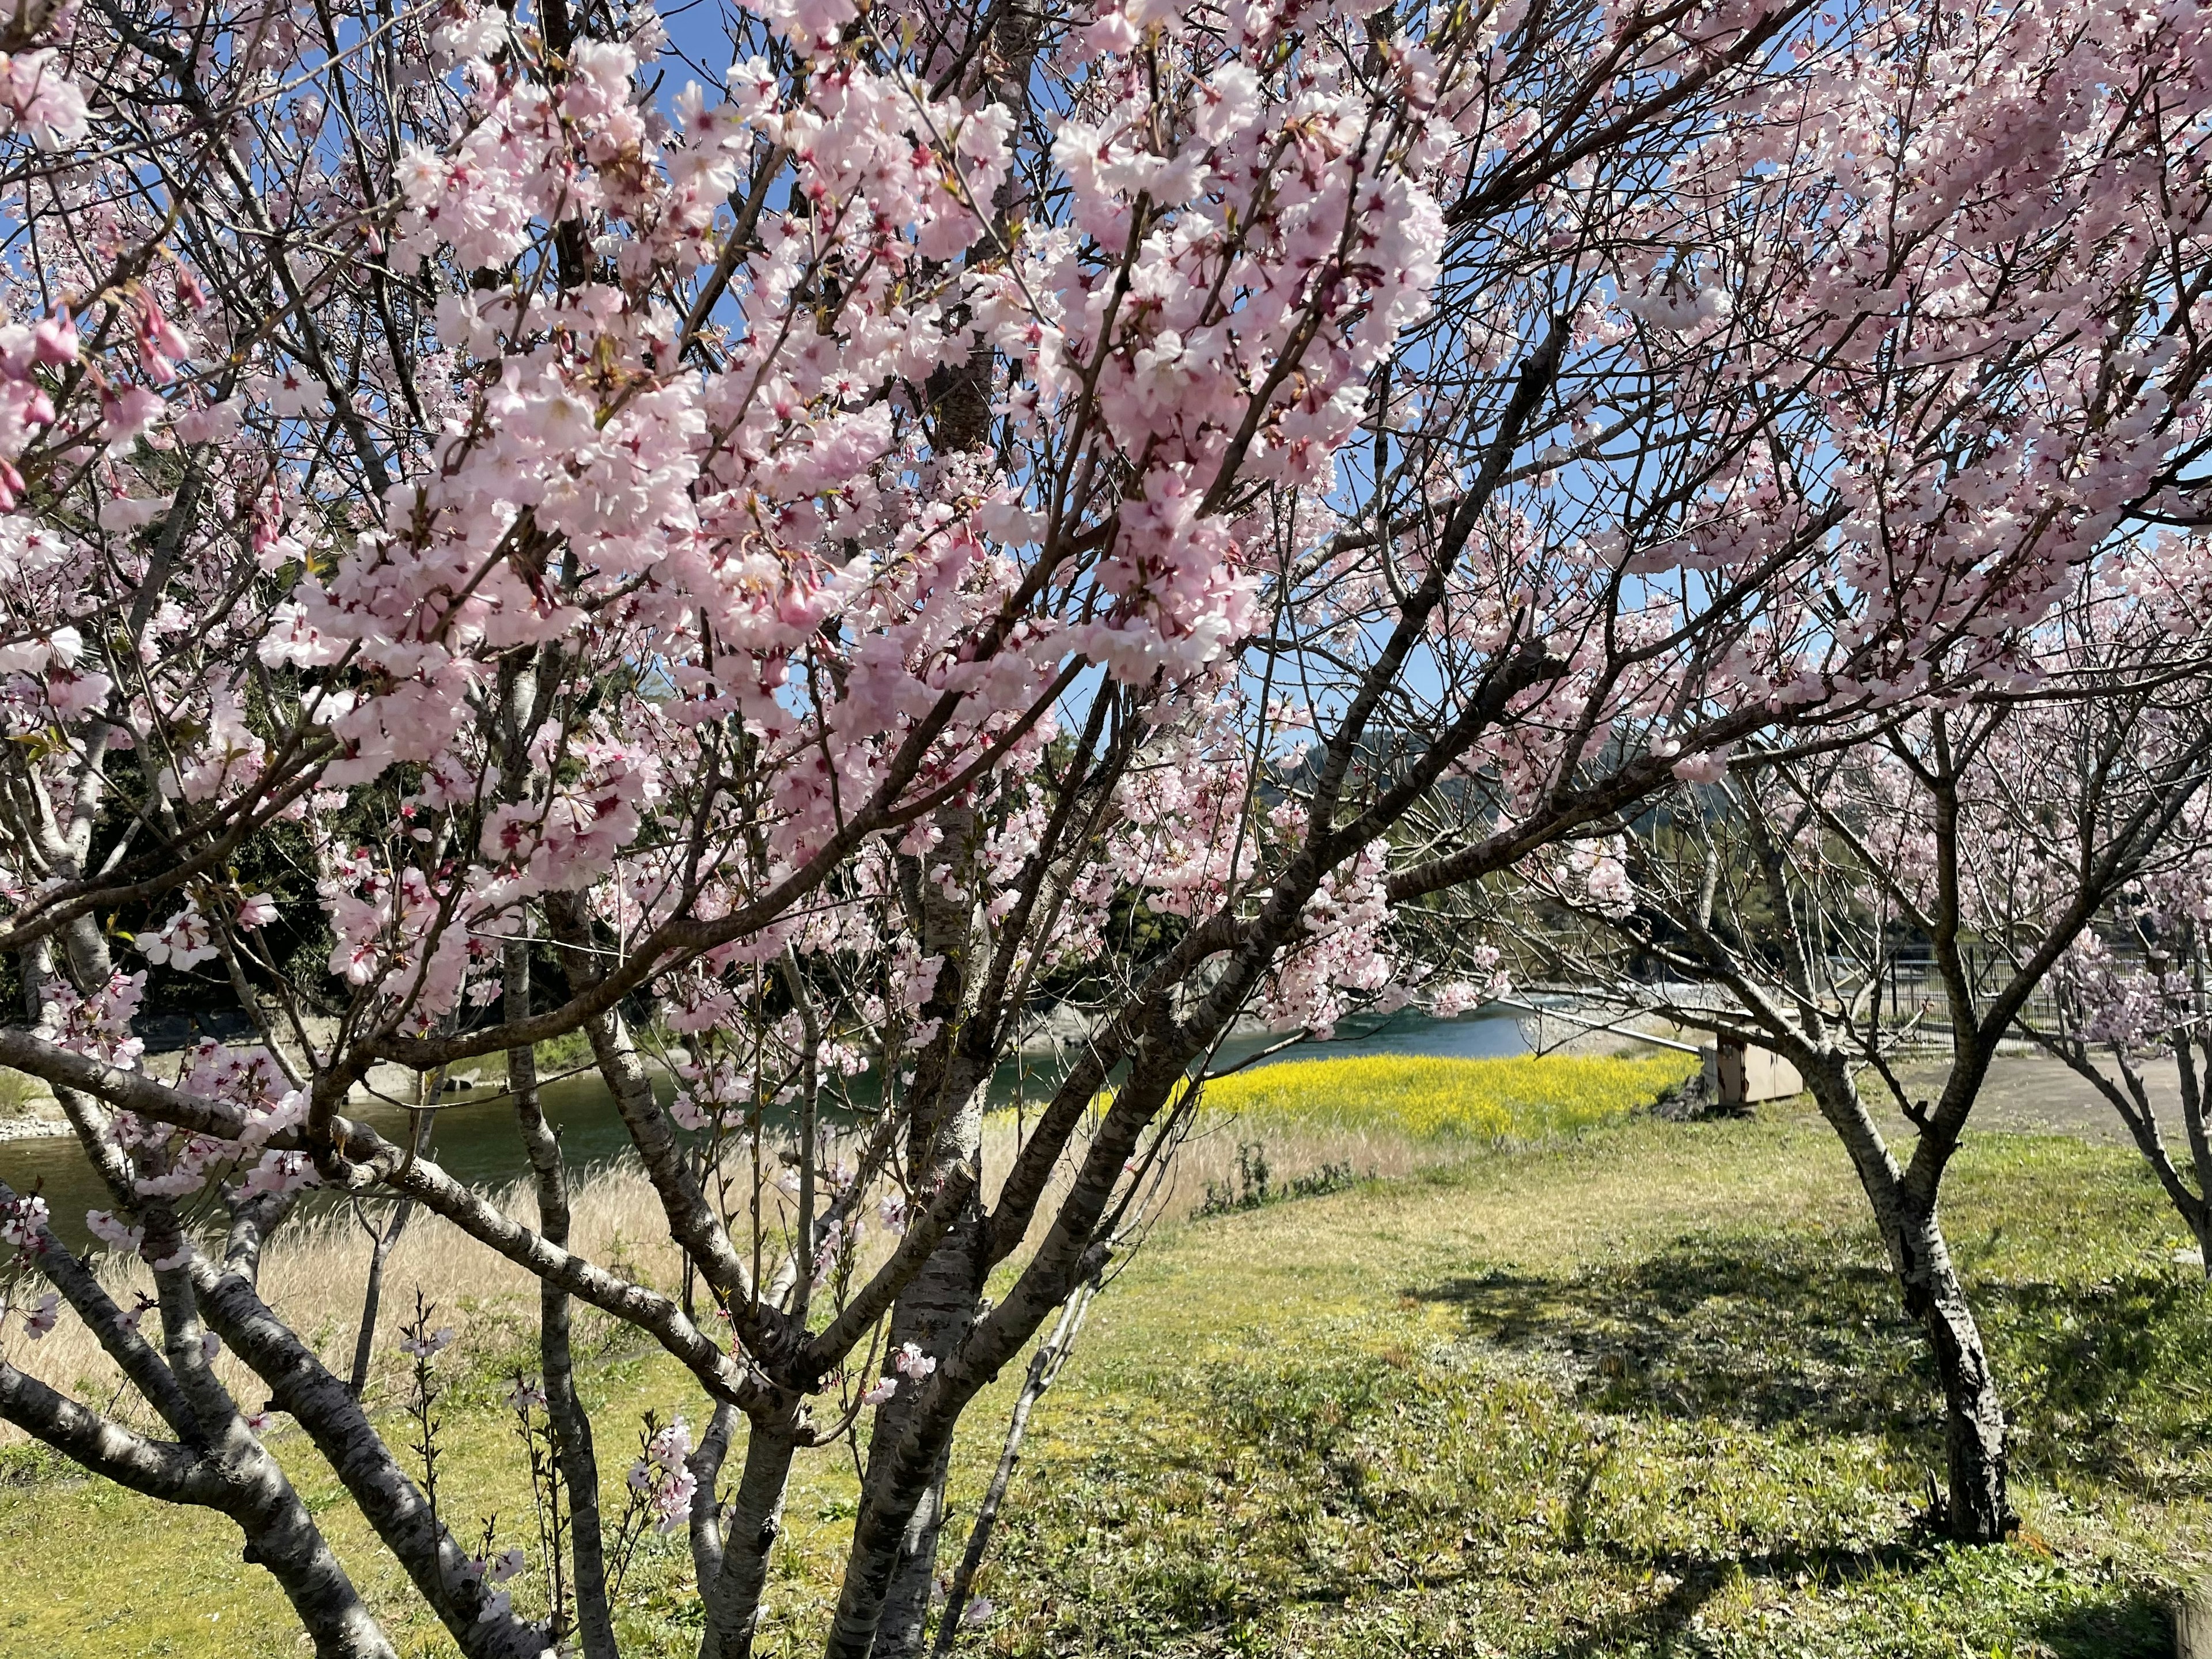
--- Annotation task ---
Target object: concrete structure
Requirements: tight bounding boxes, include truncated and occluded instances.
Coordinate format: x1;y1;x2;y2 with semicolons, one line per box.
1703;1039;1804;1110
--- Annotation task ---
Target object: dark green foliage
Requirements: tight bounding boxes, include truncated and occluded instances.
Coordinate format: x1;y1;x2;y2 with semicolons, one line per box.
1199;1142;1361;1217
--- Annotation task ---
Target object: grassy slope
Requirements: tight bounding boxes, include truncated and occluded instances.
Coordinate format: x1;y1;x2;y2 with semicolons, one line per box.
2;1084;2206;1657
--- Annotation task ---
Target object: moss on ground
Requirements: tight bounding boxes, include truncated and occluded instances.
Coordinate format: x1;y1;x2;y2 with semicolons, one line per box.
1;1078;2205;1657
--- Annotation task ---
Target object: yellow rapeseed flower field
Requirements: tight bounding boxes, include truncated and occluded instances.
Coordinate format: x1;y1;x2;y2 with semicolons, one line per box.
1200;1051;1699;1141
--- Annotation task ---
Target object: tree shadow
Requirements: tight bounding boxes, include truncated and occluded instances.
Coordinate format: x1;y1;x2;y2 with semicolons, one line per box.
1533;1539;1923;1659
2029;1592;2179;1659
1410;1228;2212;1499
1527;1540;2174;1659
1416;1233;1932;1444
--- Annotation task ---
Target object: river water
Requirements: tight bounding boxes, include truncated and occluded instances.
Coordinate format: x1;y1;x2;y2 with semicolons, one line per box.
0;1009;1531;1248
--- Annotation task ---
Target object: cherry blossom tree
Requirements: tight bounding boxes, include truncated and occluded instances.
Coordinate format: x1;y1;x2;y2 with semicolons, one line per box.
1472;592;2212;1543
0;0;2205;1645
2024;798;2212;1276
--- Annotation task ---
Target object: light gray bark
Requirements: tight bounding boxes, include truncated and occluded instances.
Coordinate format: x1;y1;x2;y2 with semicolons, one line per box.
223;1442;402;1659
822;541;1573;1650
0;1238;393;1656
0;1175;197;1437
824;1039;1189;1659
864;808;988;1659
0;1354;393;1658
1799;1053;2013;1541
509;935;618;1659
689;1402;737;1591
329;1113;764;1407
6;948;395;1655
1652;767;2028;1546
191;1255;552;1658
699;1403;801;1659
2177;1035;2212;1275
0;1358;224;1503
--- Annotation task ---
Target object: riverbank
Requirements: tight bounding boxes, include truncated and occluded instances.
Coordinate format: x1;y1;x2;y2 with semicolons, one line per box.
0;1052;1681;1435
0;1024;611;1142
0;999;1676;1149
0;1010;1540;1244
1;1066;2203;1656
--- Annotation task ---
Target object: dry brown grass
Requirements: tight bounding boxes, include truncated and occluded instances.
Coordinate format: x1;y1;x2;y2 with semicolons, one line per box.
7;1045;1702;1439
1;1164;683;1438
0;1107;1468;1442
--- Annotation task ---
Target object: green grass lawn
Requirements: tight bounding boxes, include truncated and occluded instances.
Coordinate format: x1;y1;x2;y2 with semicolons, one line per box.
2;1081;2207;1657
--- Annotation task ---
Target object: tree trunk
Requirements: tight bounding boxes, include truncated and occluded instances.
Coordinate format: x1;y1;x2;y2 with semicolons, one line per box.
689;1403;736;1591
874;1433;959;1658
1802;1058;2013;1543
825;1047;1186;1659
171;1243;396;1657
862;1200;987;1658
541;1277;613;1657
192;1260;553;1658
1889;1202;2013;1542
509;937;617;1659
2177;1036;2212;1283
233;1473;401;1659
699;1405;801;1659
825;1396;968;1659
863;810;990;1659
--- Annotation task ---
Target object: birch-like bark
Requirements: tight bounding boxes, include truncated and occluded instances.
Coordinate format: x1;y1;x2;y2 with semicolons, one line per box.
2178;1037;2212;1274
0;1359;224;1504
0;1176;196;1436
689;1402;737;1590
2;991;395;1655
821;513;1567;1653
698;1400;801;1659
509;935;618;1658
190;1256;552;1658
824;1035;1194;1658
0;1354;394;1658
865;806;987;1659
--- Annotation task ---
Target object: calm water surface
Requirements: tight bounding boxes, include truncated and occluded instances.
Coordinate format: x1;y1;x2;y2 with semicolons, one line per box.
1;1010;1531;1248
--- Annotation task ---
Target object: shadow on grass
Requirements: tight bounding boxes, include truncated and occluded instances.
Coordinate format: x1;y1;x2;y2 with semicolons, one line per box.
1416;1236;1929;1442
999;1283;2190;1659
2029;1592;2179;1659
1531;1566;2168;1659
1412;1227;2212;1499
1529;1539;1924;1658
1528;1544;2175;1659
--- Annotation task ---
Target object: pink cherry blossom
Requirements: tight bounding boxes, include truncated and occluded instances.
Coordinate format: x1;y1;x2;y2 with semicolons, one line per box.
21;1289;58;1339
138;902;218;969
0;0;2204;1636
0;1193;48;1249
85;1210;145;1254
399;1325;456;1361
